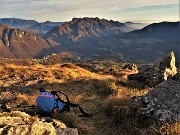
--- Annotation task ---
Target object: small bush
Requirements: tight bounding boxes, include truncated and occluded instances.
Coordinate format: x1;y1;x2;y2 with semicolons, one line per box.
90;79;116;98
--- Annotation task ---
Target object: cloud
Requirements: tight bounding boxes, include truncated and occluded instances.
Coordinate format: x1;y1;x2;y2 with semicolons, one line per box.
0;0;178;22
121;4;179;12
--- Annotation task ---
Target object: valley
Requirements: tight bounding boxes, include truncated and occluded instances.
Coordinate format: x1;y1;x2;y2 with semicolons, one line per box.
0;17;179;67
0;17;179;135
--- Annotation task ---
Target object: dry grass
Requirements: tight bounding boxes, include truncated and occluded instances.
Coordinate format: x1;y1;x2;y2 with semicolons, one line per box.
0;62;178;135
0;63;113;87
156;122;180;135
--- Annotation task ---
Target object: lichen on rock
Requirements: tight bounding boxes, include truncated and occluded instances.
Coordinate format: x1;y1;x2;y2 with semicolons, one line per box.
137;72;180;122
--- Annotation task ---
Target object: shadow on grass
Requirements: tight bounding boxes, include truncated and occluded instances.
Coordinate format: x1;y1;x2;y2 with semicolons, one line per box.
0;78;116;106
101;98;158;135
115;79;148;89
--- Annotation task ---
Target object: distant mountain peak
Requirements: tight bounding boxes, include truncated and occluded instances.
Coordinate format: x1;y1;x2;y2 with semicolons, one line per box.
125;21;134;24
0;18;38;28
44;17;125;44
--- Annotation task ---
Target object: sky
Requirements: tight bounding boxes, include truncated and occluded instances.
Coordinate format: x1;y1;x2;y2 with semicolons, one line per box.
0;0;179;23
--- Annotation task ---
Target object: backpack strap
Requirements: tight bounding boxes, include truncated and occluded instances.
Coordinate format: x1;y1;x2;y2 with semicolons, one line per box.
51;91;91;117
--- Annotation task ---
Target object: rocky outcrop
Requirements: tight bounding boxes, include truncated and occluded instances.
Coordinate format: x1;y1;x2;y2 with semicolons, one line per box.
0;111;78;135
128;52;177;87
137;72;180;122
122;63;138;71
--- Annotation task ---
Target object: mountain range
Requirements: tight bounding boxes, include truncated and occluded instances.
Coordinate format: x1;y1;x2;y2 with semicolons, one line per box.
0;18;65;36
119;21;179;64
0;17;179;66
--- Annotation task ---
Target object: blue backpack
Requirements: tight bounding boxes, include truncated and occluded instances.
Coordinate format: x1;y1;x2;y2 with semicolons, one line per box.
36;92;64;114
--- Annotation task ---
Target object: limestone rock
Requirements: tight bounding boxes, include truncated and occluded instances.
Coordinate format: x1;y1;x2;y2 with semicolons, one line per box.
0;111;78;135
138;72;180;122
128;52;177;87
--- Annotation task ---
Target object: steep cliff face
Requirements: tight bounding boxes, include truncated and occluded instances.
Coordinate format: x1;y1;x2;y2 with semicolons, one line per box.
0;24;57;58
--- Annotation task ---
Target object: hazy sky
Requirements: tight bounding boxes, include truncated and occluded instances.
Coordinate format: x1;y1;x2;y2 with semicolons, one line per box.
0;0;179;23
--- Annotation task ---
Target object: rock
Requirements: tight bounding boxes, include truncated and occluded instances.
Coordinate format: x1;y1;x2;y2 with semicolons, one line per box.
56;128;78;135
153;52;177;80
0;111;78;135
128;52;177;87
138;72;180;122
122;63;138;71
172;71;180;82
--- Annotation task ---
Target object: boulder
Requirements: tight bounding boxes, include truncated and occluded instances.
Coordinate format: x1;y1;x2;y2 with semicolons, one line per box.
137;72;180;122
0;111;78;135
128;52;177;87
122;63;138;71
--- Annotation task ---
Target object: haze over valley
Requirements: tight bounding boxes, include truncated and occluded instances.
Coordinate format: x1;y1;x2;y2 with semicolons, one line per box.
0;17;179;67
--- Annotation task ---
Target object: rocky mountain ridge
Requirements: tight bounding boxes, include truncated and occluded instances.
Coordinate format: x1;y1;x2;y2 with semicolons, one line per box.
44;17;125;43
0;18;179;67
0;24;58;58
44;18;179;66
0;18;38;28
0;18;65;36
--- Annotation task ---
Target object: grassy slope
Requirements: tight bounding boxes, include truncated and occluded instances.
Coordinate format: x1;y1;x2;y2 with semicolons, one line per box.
0;62;179;135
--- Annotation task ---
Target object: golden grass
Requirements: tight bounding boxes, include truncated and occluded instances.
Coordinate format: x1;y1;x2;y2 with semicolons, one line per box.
0;62;149;135
16;94;37;105
157;122;180;134
0;63;113;87
1;62;177;135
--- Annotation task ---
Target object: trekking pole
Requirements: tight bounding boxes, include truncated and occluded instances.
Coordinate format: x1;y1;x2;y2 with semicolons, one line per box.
16;104;37;109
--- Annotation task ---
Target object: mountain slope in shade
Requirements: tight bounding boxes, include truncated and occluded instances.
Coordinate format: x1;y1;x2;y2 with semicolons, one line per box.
0;24;58;58
43;17;128;61
0;18;38;28
42;21;65;27
130;21;179;40
28;21;65;36
44;20;179;66
120;21;148;32
0;18;65;37
120;21;179;65
28;23;54;36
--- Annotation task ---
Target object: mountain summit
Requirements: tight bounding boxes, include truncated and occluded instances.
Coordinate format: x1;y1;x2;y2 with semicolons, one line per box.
44;17;125;44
